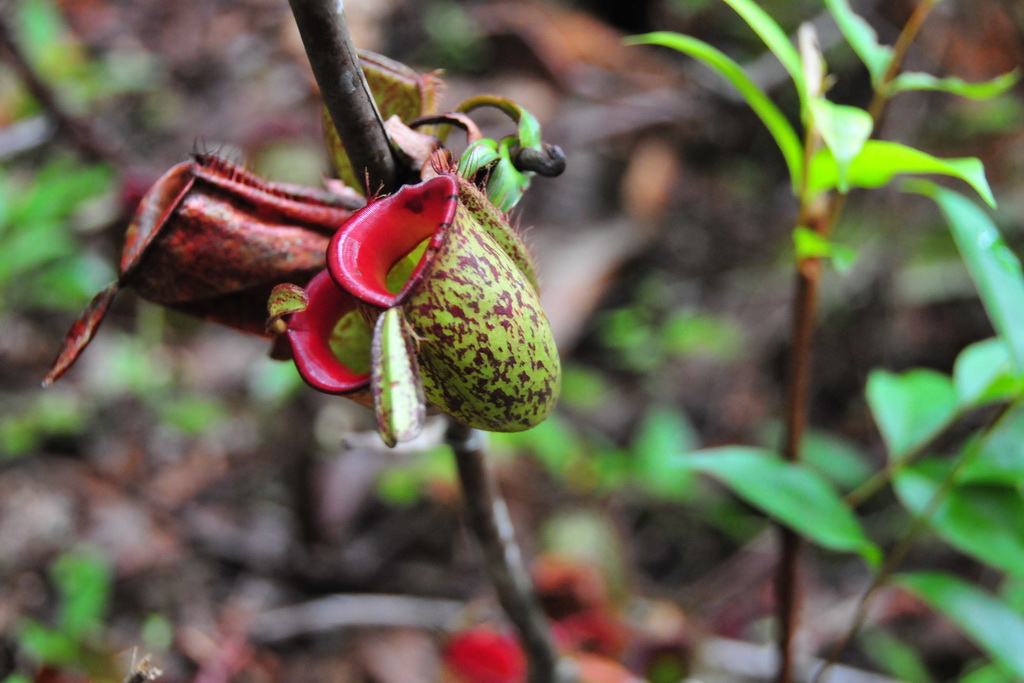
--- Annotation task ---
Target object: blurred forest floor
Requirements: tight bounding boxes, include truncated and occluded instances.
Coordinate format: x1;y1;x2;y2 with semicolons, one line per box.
2;0;1024;681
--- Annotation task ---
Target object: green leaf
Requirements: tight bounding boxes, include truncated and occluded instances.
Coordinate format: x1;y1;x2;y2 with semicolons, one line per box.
17;620;81;666
516;107;543;149
558;365;610;412
267;283;308;319
792;226;857;273
859;629;935;683
910;183;1024;370
0;219;74;290
719;0;805;104
808;141;995;207
371;307;425;448
799;429;873;490
894;463;1024;578
895;571;1024;678
459;138;501;179
681;447;878;561
460;137;532;212
8;159;113;226
953;337;1021;406
52;549;111;639
960;663;1017;683
866;369;958;459
889;70;1020;100
809;99;873;193
160;395;227;436
487;138;532;212
626;32;803;193
959;406;1024;485
822;0;893;84
631;405;700;500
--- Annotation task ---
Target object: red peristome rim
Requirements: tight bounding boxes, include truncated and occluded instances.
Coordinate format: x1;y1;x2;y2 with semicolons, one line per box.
285;270;370;394
327;175;459;308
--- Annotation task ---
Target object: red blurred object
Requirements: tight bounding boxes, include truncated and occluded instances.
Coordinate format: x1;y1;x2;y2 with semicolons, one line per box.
442;627;527;683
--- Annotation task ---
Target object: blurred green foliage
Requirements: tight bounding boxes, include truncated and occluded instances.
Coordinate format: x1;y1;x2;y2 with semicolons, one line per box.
4;0;1024;679
16;548;112;671
12;0;161;114
0;158;116;314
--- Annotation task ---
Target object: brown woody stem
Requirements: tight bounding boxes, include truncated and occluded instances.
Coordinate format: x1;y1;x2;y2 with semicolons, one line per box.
287;0;398;194
775;201;830;683
774;4;940;680
446;421;572;683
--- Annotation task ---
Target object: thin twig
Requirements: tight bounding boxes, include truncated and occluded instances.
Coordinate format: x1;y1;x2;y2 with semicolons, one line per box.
250;594;465;642
812;401;1015;683
446;421;573;683
867;0;939;122
845;408;970;509
287;0;398;194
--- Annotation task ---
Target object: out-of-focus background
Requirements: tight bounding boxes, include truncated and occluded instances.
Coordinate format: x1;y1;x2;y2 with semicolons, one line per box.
1;0;1023;681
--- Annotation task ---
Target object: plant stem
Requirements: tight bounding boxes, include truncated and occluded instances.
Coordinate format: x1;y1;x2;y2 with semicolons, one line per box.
846;412;963;509
775;196;834;683
867;0;938;122
774;4;941;678
812;401;1014;683
446;421;572;683
287;0;398;194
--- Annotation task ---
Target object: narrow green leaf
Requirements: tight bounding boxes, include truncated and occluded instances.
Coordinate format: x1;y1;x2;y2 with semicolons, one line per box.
809;141;995;207
822;0;893;84
720;0;805;103
895;571;1024;678
626;32;803;193
809;99;873;192
866;369;958;459
910;183;1024;370
371;307;425;448
681;447;878;561
889;70;1020;100
953;337;1021;407
894;463;1024;578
